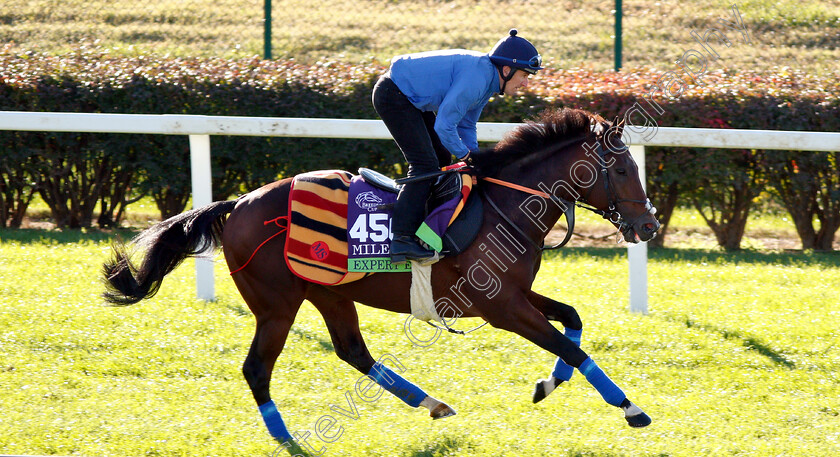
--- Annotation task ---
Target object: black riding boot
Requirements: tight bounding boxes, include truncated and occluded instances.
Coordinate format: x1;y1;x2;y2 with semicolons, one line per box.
390;234;434;264
390;181;435;263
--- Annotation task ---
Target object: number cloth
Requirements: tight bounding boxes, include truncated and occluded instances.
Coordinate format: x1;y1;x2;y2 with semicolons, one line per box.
283;170;471;283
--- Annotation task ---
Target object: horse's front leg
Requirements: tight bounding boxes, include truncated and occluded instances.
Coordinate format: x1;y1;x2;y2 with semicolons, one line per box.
527;291;583;403
485;290;651;428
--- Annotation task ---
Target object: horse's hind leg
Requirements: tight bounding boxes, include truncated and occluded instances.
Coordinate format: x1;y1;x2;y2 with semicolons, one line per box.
527;291;584;403
232;266;308;443
307;286;456;419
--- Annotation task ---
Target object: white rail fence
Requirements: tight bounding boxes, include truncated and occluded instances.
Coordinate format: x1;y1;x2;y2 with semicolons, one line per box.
2;111;839;313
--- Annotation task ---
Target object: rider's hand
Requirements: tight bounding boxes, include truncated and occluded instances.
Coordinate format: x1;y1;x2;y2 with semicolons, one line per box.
459;150;476;166
463;151;475;167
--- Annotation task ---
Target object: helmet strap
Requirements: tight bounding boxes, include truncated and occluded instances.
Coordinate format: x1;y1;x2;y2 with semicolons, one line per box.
498;66;517;95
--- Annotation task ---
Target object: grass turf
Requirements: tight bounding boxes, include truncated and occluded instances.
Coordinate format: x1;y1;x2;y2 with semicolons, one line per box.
1;229;838;456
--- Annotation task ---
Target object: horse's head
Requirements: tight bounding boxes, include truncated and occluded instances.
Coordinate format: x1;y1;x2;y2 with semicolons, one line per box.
471;108;660;245
579;117;660;243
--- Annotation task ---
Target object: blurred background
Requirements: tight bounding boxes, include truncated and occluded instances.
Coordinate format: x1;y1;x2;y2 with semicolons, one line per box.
1;0;837;72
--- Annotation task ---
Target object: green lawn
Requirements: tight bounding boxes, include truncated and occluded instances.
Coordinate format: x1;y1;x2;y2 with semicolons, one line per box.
1;229;838;456
3;0;838;73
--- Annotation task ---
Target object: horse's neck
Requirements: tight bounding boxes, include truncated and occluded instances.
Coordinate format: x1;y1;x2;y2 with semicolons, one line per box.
483;144;584;244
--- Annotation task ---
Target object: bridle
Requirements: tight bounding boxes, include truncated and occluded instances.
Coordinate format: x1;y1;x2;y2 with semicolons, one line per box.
481;128;656;250
576;138;657;242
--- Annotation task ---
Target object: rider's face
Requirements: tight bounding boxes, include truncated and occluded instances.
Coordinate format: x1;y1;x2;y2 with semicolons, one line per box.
500;66;531;95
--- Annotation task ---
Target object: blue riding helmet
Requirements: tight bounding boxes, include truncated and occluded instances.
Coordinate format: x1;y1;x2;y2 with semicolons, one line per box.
489;29;543;74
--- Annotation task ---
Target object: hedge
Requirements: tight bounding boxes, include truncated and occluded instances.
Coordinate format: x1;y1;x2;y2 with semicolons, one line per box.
1;48;839;250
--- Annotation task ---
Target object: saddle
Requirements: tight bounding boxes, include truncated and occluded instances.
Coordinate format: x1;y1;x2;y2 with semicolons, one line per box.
358;168;483;254
284;169;483;285
359;168;460;210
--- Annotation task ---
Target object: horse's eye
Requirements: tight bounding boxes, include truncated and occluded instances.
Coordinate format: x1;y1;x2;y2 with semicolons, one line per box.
616;168;627;175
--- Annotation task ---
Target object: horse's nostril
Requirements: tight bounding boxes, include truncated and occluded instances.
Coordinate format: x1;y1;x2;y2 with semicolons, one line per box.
643;223;657;233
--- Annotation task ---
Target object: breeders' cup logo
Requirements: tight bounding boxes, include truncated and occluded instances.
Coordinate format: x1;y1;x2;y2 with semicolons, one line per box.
355;191;383;212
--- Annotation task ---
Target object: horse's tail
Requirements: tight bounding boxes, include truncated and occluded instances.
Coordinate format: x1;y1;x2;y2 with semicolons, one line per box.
102;199;238;306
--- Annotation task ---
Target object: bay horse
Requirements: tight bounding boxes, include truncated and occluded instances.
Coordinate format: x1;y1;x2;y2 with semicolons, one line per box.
102;108;660;448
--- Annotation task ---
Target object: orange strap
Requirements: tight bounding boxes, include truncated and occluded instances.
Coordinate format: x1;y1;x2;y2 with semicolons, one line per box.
481;177;551;199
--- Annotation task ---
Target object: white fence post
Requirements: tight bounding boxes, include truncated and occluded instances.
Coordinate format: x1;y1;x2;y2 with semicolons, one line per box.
628;144;648;314
188;134;215;301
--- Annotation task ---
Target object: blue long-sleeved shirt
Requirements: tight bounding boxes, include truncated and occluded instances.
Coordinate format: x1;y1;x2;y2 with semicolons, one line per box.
388;50;500;159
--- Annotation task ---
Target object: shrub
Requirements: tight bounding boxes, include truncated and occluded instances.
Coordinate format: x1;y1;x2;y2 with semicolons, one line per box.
1;48;838;249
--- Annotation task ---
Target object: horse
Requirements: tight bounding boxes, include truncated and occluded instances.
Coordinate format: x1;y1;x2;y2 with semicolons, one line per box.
102;108;660;448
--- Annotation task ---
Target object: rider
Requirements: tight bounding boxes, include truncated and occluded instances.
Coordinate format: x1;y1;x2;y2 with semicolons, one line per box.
373;29;543;263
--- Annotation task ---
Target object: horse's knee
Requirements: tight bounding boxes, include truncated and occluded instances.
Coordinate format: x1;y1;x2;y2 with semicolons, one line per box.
563;306;582;330
528;292;582;329
559;342;588;367
242;355;260;383
549;302;582;330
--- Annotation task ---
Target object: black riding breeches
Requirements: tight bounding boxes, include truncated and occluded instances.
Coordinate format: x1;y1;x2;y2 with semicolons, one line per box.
372;75;451;235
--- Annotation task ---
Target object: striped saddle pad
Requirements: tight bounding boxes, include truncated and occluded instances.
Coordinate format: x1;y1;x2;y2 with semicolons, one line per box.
284;170;371;286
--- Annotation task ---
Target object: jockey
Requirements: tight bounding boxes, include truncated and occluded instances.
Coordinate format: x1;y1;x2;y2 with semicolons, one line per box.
373;29;543;263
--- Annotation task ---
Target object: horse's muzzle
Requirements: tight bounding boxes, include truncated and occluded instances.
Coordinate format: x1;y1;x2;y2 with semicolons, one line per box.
621;201;660;243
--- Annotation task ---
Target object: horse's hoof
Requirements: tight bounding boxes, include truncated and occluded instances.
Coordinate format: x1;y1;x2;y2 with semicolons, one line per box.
532;377;563;404
430;403;456;420
625;411;652;428
621;400;651;428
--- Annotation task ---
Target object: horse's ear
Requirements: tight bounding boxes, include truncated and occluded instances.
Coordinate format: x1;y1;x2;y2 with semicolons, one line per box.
612;115;625;138
592;120;605;136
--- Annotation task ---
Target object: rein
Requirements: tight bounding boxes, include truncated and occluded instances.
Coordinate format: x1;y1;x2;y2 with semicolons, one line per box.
481;177;576;249
483;190;575;251
481;177;551;199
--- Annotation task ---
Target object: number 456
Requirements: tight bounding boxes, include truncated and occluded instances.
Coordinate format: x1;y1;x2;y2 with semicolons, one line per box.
349;213;392;242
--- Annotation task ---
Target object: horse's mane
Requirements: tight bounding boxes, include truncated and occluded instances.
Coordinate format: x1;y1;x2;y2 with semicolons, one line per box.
470;108;606;178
